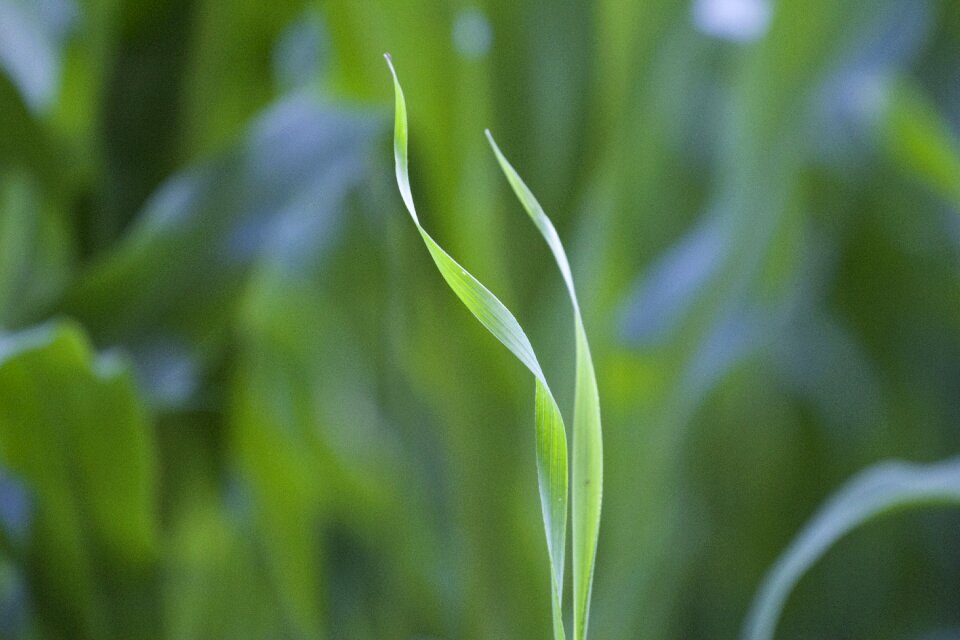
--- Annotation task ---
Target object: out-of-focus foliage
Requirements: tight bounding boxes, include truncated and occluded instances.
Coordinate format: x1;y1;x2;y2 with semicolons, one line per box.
0;0;958;639
744;457;960;640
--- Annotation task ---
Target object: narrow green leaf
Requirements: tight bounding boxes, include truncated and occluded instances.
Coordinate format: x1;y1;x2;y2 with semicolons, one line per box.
486;132;603;640
0;320;158;636
742;457;960;640
386;54;568;640
880;79;960;209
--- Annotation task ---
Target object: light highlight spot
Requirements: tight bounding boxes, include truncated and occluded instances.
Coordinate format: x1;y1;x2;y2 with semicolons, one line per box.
452;9;492;60
692;0;772;43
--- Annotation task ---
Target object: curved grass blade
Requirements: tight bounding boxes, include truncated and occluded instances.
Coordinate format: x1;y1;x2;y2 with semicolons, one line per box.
742;457;960;640
385;54;569;640
880;79;960;209
486;132;603;640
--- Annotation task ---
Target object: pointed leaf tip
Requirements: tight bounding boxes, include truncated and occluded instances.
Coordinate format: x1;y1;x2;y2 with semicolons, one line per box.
485;129;499;149
384;53;397;79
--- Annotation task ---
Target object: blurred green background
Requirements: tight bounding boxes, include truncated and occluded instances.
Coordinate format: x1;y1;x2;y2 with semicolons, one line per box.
1;0;960;638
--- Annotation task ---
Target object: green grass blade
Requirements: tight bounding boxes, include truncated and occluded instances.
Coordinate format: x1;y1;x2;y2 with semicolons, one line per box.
487;132;603;640
386;54;568;640
880;79;960;209
742;457;960;640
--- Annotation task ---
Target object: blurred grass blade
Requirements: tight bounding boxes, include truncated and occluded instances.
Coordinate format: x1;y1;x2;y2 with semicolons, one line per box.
0;320;157;636
486;132;603;640
742;457;960;640
63;94;376;406
386;54;568;640
880;79;960;209
0;0;76;111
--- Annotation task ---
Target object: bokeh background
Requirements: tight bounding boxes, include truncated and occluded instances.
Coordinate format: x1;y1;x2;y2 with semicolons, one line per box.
1;0;959;638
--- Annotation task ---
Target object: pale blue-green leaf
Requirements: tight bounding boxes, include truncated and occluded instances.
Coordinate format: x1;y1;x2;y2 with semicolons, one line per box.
619;216;728;346
742;457;960;640
0;0;76;111
63;94;377;406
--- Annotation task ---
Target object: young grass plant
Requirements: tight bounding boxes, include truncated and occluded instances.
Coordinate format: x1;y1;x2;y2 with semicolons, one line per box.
386;55;602;640
486;133;603;640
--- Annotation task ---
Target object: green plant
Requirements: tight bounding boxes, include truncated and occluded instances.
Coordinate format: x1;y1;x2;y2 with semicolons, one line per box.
387;53;960;640
386;55;603;640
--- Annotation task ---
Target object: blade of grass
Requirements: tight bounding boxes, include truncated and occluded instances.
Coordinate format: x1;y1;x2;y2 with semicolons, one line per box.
486;132;603;640
880;79;960;209
742;457;960;640
386;54;569;640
